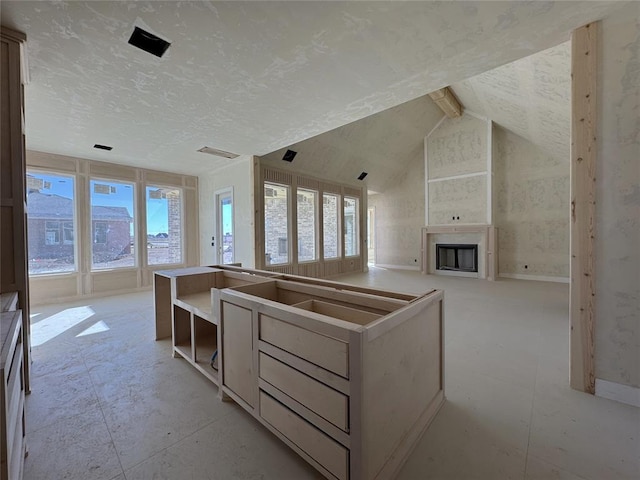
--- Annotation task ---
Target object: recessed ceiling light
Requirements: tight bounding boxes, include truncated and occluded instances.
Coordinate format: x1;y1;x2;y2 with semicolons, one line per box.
357;172;368;180
282;150;297;162
94;144;113;151
128;26;171;58
197;146;239;159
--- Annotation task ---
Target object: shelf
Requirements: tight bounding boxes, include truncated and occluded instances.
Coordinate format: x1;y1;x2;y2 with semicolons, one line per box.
175;292;213;321
173;343;191;360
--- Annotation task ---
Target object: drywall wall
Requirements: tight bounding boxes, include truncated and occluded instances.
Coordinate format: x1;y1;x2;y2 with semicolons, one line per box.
199;155;256;268
426;113;488;225
494;126;569;278
427;114;487;179
595;4;640;388
368;151;425;268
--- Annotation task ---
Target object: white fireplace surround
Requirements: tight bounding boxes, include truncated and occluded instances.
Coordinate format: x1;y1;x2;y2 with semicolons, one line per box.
421;225;497;280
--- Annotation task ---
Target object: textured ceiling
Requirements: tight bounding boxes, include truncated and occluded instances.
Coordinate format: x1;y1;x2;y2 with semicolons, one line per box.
259;94;444;193
0;1;626;176
452;41;571;160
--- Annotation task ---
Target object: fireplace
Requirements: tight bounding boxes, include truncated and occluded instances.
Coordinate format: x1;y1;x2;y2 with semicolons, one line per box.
436;244;478;273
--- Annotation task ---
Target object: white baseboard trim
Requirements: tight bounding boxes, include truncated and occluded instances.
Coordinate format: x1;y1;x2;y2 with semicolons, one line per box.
373;264;421;272
499;273;569;284
595;379;640;408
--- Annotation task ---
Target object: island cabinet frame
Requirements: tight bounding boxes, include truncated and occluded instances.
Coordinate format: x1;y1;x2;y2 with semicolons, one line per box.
153;266;445;480
214;279;445;480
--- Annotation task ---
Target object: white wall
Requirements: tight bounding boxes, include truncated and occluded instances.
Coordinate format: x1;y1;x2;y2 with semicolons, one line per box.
426;114;489;225
368;151;425;268
494;126;569;279
199;155;256;268
595;4;640;388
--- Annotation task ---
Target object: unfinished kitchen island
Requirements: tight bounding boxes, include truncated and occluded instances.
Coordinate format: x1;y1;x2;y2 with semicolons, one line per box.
154;266;445;480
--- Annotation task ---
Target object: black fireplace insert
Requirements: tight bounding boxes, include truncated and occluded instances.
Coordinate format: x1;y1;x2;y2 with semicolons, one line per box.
436;244;478;273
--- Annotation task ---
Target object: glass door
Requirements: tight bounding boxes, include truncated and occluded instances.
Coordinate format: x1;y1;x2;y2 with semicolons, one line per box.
215;188;234;264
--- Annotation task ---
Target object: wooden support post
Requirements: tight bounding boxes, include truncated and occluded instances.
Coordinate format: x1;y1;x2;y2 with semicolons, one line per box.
570;22;597;394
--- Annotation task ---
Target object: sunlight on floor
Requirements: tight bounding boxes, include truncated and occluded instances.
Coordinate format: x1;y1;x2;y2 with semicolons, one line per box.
30;306;95;346
76;320;110;337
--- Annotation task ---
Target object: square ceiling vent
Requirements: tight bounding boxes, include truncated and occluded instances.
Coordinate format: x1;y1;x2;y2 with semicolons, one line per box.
128;26;171;58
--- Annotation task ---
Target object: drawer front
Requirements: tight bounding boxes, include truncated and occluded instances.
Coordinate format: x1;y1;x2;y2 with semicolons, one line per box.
260;391;349;480
259;353;348;431
259;315;348;378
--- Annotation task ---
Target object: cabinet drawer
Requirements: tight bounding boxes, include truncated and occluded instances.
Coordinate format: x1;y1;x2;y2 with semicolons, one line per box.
259;352;348;431
6;344;23;439
260;391;348;480
259;315;348;378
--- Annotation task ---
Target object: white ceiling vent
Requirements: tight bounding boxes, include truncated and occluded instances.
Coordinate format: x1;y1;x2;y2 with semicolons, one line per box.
197;146;239;159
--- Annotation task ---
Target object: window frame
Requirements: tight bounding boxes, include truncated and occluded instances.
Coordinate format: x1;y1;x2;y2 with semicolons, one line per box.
296;188;319;263
145;184;185;267
343;196;360;257
263;182;291;266
322;192;341;260
89;177;137;271
26;169;79;275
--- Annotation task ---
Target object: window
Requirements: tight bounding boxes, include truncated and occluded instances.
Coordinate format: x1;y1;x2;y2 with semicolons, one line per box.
323;193;340;259
264;183;289;265
297;189;318;262
45;221;60;245
146;186;182;265
63;222;74;244
94;222;108;244
344;197;360;257
90;179;135;269
26;171;76;275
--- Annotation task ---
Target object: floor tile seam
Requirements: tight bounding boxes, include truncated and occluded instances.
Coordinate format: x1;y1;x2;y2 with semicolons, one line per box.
449;365;538;395
24;404;107;436
118;407;240;474
523;347;541;478
525;453;591;480
82;354;127;479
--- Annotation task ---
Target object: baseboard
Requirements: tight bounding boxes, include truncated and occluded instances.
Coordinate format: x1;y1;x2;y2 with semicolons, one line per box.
499;273;569;284
374;264;421;271
595;379;640;408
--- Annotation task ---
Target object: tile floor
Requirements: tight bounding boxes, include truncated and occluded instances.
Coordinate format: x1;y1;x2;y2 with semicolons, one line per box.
23;268;639;480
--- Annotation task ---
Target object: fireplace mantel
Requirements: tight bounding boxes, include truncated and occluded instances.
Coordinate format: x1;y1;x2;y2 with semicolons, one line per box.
421;225;497;280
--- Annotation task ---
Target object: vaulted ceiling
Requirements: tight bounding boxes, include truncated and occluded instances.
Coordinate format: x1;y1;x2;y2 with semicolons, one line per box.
0;1;625;177
452;41;571;161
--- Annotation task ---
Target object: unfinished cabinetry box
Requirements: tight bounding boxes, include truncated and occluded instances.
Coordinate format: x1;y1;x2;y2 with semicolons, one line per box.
154;267;278;385
154;266;445;479
215;279;445;480
1;292;27;480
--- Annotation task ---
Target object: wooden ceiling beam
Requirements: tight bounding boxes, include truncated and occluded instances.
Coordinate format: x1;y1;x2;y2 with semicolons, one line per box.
428;87;463;118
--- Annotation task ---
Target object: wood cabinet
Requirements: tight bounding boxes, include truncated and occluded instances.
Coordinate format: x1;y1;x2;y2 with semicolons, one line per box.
155;266;444;480
1;26;30;395
1;292;27;480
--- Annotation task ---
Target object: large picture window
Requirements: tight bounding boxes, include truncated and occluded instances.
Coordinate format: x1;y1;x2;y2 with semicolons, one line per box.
90;179;135;269
264;183;289;265
146;186;182;265
297;189;318;262
26;172;77;274
323;193;340;259
344;196;360;257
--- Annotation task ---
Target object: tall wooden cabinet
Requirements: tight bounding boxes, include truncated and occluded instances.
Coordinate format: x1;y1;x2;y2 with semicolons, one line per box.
1;25;31;395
